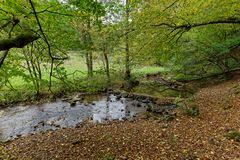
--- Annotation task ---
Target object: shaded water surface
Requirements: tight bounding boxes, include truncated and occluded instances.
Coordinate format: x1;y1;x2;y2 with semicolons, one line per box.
0;94;152;142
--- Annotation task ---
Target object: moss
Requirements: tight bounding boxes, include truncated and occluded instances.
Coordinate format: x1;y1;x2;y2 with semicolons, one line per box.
0;32;39;51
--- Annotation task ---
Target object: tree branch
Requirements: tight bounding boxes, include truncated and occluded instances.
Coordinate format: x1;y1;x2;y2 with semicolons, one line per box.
0;21;11;31
0;17;20;68
152;18;240;30
24;5;74;18
0;33;39;51
162;0;180;12
151;18;240;42
28;0;67;91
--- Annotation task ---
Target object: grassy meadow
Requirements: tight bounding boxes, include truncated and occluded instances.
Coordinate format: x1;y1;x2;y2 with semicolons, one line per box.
0;51;166;105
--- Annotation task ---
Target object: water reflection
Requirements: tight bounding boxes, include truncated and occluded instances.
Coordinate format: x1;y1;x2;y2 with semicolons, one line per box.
0;94;147;142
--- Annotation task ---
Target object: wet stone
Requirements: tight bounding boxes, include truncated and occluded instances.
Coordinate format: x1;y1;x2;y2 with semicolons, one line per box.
137;103;142;107
70;101;76;107
116;95;121;100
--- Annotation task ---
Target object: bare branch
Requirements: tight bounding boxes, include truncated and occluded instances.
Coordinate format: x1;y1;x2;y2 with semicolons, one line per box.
151;18;240;42
44;10;74;17
0;8;14;16
24;5;74;18
163;0;180;12
28;0;67;90
152;18;240;30
0;21;11;31
24;5;54;18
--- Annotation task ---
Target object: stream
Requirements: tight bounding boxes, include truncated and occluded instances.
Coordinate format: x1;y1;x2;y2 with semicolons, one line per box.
0;93;156;142
0;93;176;142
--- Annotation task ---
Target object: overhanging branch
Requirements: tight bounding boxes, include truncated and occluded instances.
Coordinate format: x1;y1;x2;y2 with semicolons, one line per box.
152;18;240;30
0;33;40;51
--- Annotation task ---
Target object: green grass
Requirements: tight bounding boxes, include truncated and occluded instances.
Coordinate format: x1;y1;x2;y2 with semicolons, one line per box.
0;52;169;105
133;66;167;76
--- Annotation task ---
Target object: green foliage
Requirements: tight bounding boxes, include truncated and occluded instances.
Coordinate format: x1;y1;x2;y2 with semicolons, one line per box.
225;130;240;142
74;76;109;93
69;0;106;18
130;0;240;79
174;96;185;108
1;0;240;104
184;105;200;117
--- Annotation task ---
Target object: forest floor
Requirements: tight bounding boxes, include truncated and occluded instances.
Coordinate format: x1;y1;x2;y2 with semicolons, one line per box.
2;76;240;160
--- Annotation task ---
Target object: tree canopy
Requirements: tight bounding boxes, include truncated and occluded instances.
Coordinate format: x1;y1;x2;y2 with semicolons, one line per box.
0;0;239;95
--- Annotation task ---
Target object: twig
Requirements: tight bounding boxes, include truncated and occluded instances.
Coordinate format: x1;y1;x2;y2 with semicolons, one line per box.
24;5;74;18
0;21;11;31
162;0;180;12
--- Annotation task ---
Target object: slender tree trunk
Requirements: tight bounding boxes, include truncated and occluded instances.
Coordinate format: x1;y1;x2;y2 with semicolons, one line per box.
23;46;41;95
86;21;93;78
125;0;131;80
86;51;93;77
89;51;93;76
103;43;110;78
85;52;89;77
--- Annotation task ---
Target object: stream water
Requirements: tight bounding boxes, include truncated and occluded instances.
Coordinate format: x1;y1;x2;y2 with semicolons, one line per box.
0;94;154;142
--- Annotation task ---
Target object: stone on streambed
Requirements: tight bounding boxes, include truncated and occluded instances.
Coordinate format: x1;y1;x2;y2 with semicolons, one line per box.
70;101;76;107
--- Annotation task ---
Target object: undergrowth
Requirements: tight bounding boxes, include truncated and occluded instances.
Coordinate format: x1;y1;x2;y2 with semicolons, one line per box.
0;72;124;106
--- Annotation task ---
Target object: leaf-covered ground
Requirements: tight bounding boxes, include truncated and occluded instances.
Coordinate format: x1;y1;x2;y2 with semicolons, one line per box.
3;78;240;160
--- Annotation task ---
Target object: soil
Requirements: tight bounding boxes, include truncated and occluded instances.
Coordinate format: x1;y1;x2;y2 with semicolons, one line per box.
2;77;240;160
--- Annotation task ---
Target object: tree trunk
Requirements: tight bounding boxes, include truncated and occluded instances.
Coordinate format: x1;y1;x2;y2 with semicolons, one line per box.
86;51;93;77
86;21;93;78
103;43;110;78
89;51;93;77
125;0;131;80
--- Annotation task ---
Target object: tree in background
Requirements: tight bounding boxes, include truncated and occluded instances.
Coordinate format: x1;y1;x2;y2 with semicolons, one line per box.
68;0;105;78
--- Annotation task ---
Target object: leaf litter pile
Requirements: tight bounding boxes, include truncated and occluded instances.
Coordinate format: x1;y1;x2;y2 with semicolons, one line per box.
2;78;240;160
